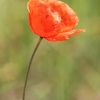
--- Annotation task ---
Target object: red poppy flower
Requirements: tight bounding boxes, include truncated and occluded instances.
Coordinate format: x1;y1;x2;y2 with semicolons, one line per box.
27;0;85;42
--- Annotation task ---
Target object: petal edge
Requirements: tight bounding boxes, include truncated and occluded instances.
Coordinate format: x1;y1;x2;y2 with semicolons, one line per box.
45;29;85;42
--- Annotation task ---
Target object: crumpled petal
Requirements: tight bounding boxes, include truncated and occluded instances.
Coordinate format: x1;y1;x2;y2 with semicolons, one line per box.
28;0;61;37
45;29;85;42
45;0;79;32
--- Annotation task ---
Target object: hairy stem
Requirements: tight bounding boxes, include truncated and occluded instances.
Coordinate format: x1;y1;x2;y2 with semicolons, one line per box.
22;37;43;100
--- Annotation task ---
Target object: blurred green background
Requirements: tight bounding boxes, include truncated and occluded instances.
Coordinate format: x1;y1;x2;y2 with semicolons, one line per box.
0;0;100;100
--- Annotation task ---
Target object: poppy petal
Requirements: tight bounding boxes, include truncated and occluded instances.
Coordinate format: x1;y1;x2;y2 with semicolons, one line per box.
27;1;61;37
46;0;79;32
45;29;85;42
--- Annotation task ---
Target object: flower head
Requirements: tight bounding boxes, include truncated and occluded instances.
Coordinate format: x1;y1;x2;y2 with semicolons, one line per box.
27;0;85;42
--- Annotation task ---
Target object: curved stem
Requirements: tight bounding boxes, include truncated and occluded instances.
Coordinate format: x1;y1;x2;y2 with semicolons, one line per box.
22;37;43;100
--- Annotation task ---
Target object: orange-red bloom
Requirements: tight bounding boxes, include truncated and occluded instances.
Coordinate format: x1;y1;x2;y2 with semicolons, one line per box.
27;0;85;42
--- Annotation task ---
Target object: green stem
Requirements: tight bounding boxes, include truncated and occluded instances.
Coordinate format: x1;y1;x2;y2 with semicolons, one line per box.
22;37;43;100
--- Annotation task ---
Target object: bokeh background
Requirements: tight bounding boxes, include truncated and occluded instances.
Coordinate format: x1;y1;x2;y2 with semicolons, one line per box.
0;0;100;100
